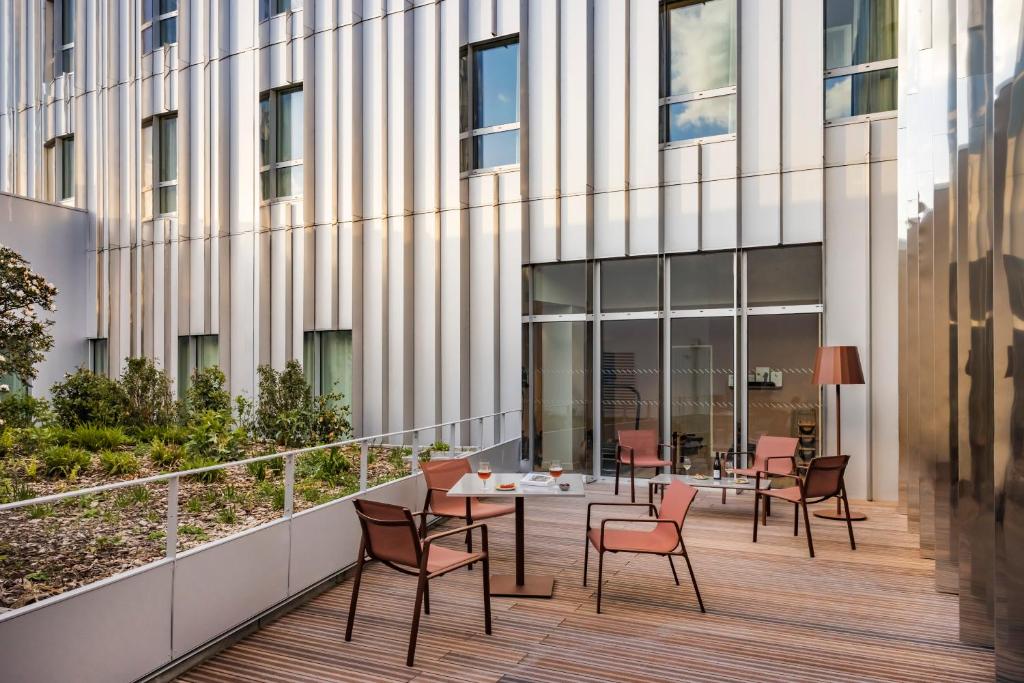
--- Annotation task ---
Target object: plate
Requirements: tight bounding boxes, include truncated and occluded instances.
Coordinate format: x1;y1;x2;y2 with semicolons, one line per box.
496;482;517;491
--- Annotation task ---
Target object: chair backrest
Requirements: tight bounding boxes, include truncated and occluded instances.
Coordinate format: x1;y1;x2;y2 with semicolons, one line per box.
353;499;421;569
803;455;850;499
421;458;471;490
618;430;658;460
752;436;798;473
659;480;698;531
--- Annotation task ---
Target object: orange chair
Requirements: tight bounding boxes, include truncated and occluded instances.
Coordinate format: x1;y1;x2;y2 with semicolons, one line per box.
615;430;673;503
345;499;492;666
420;459;514;557
752;455;855;558
733;435;798;479
584;480;705;614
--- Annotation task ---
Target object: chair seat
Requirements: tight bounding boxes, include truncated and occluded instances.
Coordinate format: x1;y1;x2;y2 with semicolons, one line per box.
424;545;482;574
735;465;792;478
430;498;515;520
618;456;672;468
760;485;802;503
587;526;679;554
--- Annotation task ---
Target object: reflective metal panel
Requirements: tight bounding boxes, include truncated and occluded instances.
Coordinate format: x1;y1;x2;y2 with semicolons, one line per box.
918;189;937;558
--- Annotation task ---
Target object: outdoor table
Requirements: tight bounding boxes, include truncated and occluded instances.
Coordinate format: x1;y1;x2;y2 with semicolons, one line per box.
447;472;585;598
648;472;772;507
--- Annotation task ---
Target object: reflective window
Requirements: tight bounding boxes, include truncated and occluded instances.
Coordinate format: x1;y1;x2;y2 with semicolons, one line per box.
601;320;661;474
260;87;304;201
533;322;592;473
823;0;897;120
89;338;108;376
303;331;353;408
58;136;74;201
178;335;219;398
601;258;661;313
660;0;736;143
57;0;74;75
142;0;178;53
670;252;735;309
532;262;591;315
260;0;301;21
746;245;822;307
461;39;520;171
157;116;178;214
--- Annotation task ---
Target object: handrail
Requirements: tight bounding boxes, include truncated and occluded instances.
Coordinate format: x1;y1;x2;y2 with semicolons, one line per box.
0;409;521;513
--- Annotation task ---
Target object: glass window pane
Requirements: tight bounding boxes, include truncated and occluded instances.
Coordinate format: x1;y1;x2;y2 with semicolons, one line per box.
275;164;303;197
746;245;822;307
663;95;735;143
259;97;271;166
61;48;74;74
600;319;661;474
473;129;518;169
158;186;177;214
90;339;108;376
141;122;153;189
277;89;303;162
142;26;154;54
459;49;470;132
534;322;592;473
601;257;661;312
670;317;734;471
177;336;191;398
197;335;219;371
320;331;352;404
158;117;176;182
664;0;736;97
261;170;274;201
746;313;820;462
824;67;897;120
143;0;154;22
61;0;74;44
60;138;74;200
303;332;316;388
670;252;735;309
532;262;591;315
160;0;178;12
473;42;519;128
824;0;897;69
159;16;176;45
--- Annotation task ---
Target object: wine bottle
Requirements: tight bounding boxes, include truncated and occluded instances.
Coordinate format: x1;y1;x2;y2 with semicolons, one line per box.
712;453;721;480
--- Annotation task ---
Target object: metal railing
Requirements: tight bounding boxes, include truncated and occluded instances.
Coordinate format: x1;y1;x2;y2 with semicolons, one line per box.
0;409;522;563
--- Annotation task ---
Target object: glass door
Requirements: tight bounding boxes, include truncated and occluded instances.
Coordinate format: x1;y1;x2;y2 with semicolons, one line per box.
532;321;592;474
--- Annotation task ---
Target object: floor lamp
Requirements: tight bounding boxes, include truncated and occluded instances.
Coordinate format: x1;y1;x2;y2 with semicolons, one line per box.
812;345;867;521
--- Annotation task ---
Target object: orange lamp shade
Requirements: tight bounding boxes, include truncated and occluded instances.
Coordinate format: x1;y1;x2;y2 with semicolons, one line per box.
812;346;865;386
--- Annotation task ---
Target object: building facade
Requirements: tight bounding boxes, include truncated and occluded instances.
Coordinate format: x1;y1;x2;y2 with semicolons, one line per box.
0;0;899;500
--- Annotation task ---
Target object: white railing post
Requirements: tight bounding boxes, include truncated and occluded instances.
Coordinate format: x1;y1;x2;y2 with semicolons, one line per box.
284;453;295;518
360;441;369;491
166;475;178;560
411;430;419;473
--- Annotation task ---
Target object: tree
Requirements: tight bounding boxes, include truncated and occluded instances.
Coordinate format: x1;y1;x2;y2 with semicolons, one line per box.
0;245;58;386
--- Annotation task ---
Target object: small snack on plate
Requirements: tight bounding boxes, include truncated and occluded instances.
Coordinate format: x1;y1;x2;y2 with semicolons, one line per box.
693;473;708;480
497;482;517;491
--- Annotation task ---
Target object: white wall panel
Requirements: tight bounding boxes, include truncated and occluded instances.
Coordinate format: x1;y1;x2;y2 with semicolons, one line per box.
559;0;591;261
592;0;627;258
782;0;823;170
528;0;559;262
825;121;871;167
871;159;899;501
701;179;737;250
495;0;520;36
662;145;700;186
628;0;659;254
467;0;495;45
740;174;781;247
663;183;700;253
782;168;824;243
498;173;522;438
469;176;498;420
702;139;737;181
740;0;781;175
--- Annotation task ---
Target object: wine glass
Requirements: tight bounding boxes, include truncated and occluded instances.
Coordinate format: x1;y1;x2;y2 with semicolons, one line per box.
682;456;692;475
477;461;492;488
725;454;736;481
548;460;563;478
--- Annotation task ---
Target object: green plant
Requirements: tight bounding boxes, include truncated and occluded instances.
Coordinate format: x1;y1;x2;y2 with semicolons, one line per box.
310;392;352;444
182;454;224;484
94;535;123;551
119;357;176;428
254;361;314;445
147;530;166;543
131;424;189;445
0;426;56;459
183;410;248;463
297;483;324;505
429;441;450;452
185;366;231;418
388;446;411;469
185;496;203;514
143;439;179;469
178;524;207;539
257;481;285;510
50;368;127;428
27;503;54;519
24;571;49;582
99;450;140;476
246;459;268;482
0;245;59;384
40;445;91;479
114;486;150;507
297;448;353;486
0;477;35;504
61;424;130;451
216;507;237;524
0;394;53;430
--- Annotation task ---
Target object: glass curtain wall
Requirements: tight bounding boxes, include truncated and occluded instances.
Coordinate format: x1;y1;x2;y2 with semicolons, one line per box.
600;258;662;475
669;252;736;474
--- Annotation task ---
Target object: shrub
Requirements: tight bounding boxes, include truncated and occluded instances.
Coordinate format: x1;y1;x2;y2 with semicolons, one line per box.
183;410;248;463
0;426;58;459
185;366;231;418
60;424;130;451
246;459;268;482
119;357;176;428
99;450;140;476
51;369;127;428
0;478;35;504
311;393;352;444
132;423;189;445
250;361;352;447
142;439;179;469
0;394;53;430
181;455;224;484
40;445;91;479
297;448;353;486
429;441;450;453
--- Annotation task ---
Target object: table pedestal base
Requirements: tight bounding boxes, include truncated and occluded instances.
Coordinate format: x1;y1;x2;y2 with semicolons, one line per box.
489;574;555;598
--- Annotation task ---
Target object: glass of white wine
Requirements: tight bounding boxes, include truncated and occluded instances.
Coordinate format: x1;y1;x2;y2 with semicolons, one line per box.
725;454;736;481
682;456;692;475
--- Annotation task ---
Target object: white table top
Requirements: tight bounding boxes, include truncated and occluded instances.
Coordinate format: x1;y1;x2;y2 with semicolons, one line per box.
447;472;586;497
650;472;771;491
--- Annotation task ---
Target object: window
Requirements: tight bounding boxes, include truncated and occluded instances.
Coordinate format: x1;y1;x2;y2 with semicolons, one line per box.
178;335;219;398
260;0;301;21
88;338;108;376
460;38;520;172
824;0;897;122
531;262;592;315
52;136;74;202
303;331;353;405
54;0;74;75
660;0;737;144
142;115;178;218
142;0;178;54
260;87;304;201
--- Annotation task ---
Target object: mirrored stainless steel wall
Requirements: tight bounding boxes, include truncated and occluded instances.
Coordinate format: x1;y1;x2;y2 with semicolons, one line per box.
900;0;1024;673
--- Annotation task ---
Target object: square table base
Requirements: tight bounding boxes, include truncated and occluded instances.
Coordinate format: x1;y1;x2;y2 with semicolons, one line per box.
489;574;555;598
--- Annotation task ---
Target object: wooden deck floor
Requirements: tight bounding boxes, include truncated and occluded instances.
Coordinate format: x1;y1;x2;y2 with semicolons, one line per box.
179;484;993;683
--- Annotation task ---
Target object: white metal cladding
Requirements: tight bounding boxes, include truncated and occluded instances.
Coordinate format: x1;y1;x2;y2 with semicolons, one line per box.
0;0;897;444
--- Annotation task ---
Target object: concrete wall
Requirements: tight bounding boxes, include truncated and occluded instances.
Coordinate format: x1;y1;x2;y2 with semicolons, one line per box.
0;191;88;394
